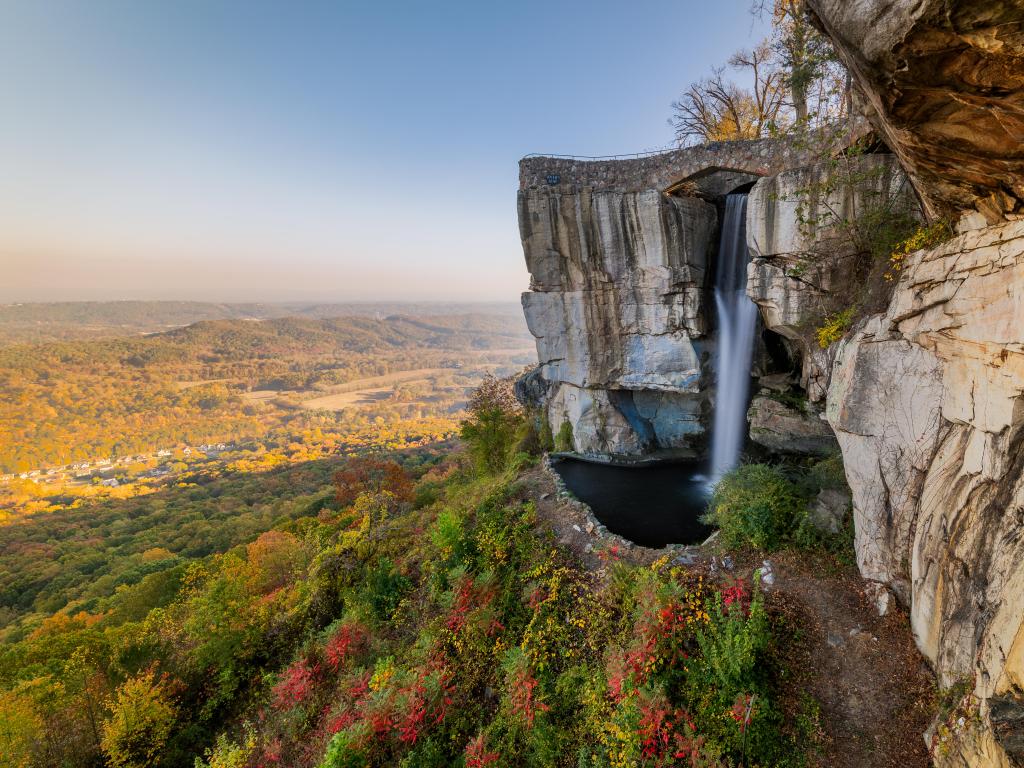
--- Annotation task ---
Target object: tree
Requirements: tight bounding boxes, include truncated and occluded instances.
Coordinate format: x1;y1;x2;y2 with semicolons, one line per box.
671;3;848;145
755;0;847;125
0;688;42;768
671;43;787;145
459;375;523;474
333;457;414;508
100;670;176;768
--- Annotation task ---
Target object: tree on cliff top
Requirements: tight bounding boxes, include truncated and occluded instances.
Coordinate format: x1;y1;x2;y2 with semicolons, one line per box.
757;0;847;124
671;43;787;145
671;0;847;146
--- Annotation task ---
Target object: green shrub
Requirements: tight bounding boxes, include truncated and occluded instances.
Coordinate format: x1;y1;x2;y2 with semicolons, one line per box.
460;375;525;474
515;408;553;457
805;453;847;492
792;455;856;562
318;730;367;768
362;557;411;622
704;465;805;550
687;588;789;765
554;419;574;453
538;413;555;453
692;589;769;695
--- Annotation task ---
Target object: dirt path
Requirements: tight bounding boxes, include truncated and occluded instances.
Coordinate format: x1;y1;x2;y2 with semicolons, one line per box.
517;466;936;768
771;557;935;768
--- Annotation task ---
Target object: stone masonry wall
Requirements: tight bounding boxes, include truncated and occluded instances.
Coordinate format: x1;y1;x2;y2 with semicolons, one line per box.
520;135;820;193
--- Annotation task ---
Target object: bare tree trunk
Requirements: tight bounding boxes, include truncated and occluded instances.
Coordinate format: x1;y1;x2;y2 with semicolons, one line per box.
793;82;809;124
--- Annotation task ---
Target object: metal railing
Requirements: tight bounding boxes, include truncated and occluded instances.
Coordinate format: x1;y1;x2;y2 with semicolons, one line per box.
521;144;681;161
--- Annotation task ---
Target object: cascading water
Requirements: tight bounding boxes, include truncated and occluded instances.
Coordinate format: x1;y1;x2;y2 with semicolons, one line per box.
709;193;757;483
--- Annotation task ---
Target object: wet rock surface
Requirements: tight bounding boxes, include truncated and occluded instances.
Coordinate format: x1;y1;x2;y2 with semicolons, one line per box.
519;186;717;455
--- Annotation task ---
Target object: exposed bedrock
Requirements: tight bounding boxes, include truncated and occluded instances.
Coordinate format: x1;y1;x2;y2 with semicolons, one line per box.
826;220;1024;766
745;153;920;401
807;0;1024;222
746;395;838;457
519;187;716;455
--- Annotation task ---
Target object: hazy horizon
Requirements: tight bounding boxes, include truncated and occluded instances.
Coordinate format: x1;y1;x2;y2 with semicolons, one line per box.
0;1;767;303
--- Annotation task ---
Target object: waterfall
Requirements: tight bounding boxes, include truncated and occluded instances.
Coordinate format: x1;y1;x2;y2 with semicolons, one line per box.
709;193;757;482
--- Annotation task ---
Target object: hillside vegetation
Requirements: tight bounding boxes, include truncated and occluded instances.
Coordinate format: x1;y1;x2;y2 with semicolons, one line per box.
0;382;819;768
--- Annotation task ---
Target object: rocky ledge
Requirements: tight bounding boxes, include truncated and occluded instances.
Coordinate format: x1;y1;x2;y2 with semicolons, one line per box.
826;219;1024;766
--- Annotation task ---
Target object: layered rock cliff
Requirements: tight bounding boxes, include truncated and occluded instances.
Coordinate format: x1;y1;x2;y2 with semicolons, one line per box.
745;153;920;400
518;139;821;457
827;219;1024;767
520;188;716;455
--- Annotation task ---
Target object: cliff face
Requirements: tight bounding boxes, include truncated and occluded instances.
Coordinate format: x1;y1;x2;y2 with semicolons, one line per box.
519;187;716;455
827;220;1024;767
745;154;919;400
518;139;822;457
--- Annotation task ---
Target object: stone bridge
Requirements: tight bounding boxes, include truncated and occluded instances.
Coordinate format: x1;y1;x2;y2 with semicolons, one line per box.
518;134;821;194
516;131;859;458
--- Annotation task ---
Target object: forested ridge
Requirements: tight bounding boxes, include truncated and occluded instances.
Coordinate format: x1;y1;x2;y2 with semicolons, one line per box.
0;301;525;345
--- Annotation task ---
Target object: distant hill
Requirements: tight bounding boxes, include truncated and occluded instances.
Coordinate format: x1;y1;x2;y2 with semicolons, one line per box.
0;300;526;345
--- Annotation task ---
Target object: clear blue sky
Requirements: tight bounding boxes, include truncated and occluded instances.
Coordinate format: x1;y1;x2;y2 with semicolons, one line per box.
0;1;768;303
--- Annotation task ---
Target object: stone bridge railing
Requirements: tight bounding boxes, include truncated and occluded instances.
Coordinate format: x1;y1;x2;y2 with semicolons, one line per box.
519;134;821;193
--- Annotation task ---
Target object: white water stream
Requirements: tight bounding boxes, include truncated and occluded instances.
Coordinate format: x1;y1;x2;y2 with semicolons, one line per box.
709;193;757;483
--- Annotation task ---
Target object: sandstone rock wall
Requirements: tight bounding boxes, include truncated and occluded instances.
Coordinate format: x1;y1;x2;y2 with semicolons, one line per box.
519;187;717;455
826;220;1024;765
745;153;920;400
807;0;1024;222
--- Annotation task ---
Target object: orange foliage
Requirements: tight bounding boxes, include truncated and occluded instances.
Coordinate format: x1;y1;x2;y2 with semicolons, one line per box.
333;457;414;508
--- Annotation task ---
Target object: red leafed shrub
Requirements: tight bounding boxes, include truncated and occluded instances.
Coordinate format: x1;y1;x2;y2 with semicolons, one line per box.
261;738;283;764
325;621;369;671
636;688;704;768
464;734;500;767
397;664;454;745
272;658;319;710
729;692;756;732
504;650;550;728
445;574;498;637
640;695;675;761
445;577;475;634
325;707;357;735
721;580;749;614
346;670;371;702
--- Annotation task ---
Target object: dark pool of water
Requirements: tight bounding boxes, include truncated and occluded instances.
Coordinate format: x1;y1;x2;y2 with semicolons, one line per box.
552;459;713;548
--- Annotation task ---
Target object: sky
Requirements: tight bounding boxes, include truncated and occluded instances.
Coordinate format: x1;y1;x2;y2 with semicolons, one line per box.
0;1;769;303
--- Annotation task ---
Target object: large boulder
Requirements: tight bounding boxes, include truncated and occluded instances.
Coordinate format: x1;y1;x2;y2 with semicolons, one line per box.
807;0;1024;222
746;395;839;457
